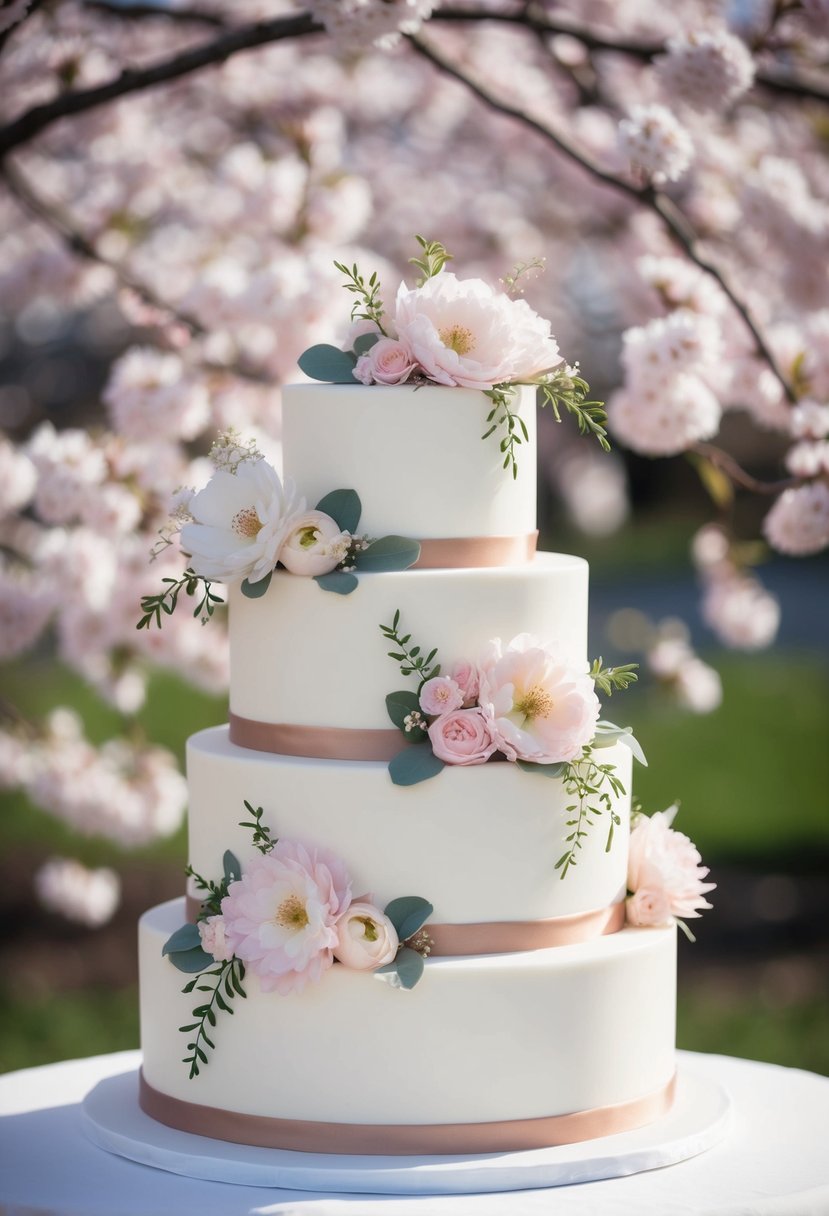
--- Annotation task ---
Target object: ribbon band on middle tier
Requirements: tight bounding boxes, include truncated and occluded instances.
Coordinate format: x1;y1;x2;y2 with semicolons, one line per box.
412;531;538;568
229;714;408;760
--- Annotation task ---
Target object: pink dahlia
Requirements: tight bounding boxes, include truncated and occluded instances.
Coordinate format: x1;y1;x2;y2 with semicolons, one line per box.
221;841;352;995
478;634;600;764
627;806;715;928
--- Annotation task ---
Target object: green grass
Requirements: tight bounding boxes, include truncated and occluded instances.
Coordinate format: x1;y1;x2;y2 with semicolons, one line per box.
678;991;829;1075
0;985;139;1074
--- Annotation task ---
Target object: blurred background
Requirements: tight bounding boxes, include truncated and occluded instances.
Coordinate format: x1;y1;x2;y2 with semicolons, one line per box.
1;0;827;1077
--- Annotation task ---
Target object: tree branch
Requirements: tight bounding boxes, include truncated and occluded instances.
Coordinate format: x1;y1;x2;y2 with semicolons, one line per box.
408;33;797;405
691;442;799;496
85;1;229;28
0;0;43;56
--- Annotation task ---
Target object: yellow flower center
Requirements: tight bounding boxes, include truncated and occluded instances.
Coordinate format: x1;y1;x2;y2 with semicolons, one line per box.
439;323;476;356
232;506;263;539
354;915;379;942
515;683;554;723
297;525;321;550
275;894;309;931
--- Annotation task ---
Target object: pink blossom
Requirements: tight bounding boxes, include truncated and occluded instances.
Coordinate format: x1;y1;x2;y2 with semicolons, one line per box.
618;105;693;184
334;901;399;969
419;675;464;716
428;707;497;766
656;30;755;113
626;806;715;926
763;483;829;556
478;635;599;764
450;660;479;707
609;374;721;457
34;857;120;928
221;841;352;995
353;337;417;385
198;915;231;962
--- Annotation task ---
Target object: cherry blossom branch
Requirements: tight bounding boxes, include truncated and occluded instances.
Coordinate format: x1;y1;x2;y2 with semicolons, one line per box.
691;443;799;496
86;1;229;27
408;33;797;405
0;0;43;56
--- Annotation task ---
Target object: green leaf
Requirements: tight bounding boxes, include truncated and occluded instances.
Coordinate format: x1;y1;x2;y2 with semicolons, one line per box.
314;571;359;595
593;721;648;767
298;344;358;383
241;571;272;599
516;759;568;778
388;746;445;787
353;332;380;356
314;488;361;534
383;896;434;942
378;946;426;990
167;946;214;974
619;732;648;767
162;923;202;957
385;689;421;731
223;850;241;884
358;536;421;573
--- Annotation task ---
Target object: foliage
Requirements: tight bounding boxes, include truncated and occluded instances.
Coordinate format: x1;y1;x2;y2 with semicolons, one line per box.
137;570;224;630
553;751;627;878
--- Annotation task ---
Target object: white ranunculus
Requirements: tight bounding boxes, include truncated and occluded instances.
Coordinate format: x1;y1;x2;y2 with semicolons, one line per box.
279;510;350;576
334;901;399;970
394;271;562;389
180;459;304;584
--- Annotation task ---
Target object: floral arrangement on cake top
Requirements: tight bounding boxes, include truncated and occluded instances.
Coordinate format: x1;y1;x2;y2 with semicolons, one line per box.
298;236;609;477
163;801;434;1078
136;431;421;628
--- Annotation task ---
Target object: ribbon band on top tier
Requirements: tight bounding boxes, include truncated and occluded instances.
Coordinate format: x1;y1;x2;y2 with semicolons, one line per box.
412;530;538;568
139;1070;676;1155
184;894;625;953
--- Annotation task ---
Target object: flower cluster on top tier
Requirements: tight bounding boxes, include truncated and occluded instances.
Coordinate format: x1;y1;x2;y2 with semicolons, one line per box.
626;806;716;939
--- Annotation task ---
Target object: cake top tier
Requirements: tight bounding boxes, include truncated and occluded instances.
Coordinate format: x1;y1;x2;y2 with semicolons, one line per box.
282;383;537;543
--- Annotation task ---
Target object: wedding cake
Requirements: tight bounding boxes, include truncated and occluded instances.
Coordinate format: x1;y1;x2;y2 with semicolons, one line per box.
136;250;713;1156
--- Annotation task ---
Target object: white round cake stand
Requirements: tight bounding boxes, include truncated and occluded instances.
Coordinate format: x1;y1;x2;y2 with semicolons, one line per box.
81;1052;730;1197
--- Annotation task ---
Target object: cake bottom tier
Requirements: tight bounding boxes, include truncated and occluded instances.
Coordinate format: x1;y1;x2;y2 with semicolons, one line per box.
139;899;677;1155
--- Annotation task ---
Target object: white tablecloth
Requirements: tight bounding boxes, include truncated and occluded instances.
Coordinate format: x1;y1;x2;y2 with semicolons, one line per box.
0;1050;827;1216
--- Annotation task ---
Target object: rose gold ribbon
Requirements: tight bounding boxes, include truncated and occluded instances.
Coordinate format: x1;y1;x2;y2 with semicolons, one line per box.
184;895;625;953
412;531;538;569
228;714;407;759
139;1071;676;1155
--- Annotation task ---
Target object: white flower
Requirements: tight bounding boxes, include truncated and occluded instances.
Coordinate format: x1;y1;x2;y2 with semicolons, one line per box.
656;29;755;113
763;483;829;556
786;441;829;479
790;401;829;441
609;373;721;456
675;658;723;714
279;510;349;577
393;271;561;389
334;901;399;970
0;438;36;517
618;104;693;183
181;458;304;584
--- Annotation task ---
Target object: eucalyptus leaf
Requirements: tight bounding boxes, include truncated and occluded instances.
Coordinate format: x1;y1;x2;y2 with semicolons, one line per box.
516;759;568;778
314;571;359;595
314;488;361;533
593;720;648;766
298;344;358;383
392;946;425;990
383;896;434;942
388;746;445;787
162;922;202;957
618;732;648;767
385;689;421;731
167;945;214;974
241;571;272;599
358;536;421;573
353;332;380;356
223;850;242;884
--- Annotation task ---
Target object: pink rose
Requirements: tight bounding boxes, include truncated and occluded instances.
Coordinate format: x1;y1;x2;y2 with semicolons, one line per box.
198;914;230;962
450;660;479;707
419;675;464;716
626;806;715;928
428;707;497;766
353;337;417;386
334;901;399;970
626;888;673;928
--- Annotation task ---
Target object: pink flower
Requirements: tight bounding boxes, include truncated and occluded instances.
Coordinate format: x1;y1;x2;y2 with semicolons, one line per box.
221;841;352;995
478;634;600;764
626;806;715;927
333;901;399;970
198;914;230;962
279;509;350;576
450;660;479;707
419;675;463;716
428;707;497;765
353;337;417;385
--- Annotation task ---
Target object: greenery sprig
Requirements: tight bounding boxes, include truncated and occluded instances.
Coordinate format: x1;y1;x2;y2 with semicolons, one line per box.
538;368;610;452
501;255;545;296
481;384;529;479
555;751;626;879
408;234;453;285
590;659;639;697
137;568;224;630
184;850;241;918
380;609;441;689
333;259;387;333
179;958;246;1079
238;800;277;855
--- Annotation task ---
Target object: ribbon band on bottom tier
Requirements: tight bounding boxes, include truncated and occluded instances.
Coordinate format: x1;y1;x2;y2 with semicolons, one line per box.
139;1071;676;1155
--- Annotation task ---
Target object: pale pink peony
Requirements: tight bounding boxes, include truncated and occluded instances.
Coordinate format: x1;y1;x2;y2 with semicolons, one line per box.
478;635;599;764
334;901;399;970
278;509;349;576
626;806;715;927
353;337;417;385
221;841;352;995
450;660;479;707
428;707;498;766
198;914;231;962
393;271;561;389
419;675;464;716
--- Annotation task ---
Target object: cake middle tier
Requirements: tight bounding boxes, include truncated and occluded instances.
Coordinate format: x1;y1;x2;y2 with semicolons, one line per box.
229;553;588;732
187;727;632;924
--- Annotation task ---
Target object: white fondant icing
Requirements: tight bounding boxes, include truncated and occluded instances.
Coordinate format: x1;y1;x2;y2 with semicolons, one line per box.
282;383;537;539
187;727;632;923
140;898;676;1125
228;554;588;730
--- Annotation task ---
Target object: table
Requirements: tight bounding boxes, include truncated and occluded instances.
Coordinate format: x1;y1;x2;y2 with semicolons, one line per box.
0;1050;827;1215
